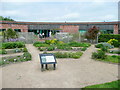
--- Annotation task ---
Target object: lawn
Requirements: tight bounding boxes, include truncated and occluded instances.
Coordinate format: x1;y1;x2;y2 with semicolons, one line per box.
83;80;120;88
95;55;120;63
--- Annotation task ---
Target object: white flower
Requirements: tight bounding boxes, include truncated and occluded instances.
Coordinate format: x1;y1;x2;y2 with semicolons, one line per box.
14;59;17;61
4;59;6;62
24;57;26;59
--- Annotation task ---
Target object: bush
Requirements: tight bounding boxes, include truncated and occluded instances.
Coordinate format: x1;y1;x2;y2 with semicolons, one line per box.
47;46;55;51
95;44;103;48
0;49;7;54
14;48;21;53
45;39;58;45
23;52;32;61
95;43;114;49
81;47;87;51
23;48;28;52
101;46;108;52
38;47;46;51
54;52;83;59
109;50;120;54
33;41;43;46
92;50;107;59
68;42;91;47
98;34;120;42
107;39;119;47
2;42;25;49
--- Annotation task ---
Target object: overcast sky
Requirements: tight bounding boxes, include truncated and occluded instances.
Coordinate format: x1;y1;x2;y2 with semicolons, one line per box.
0;0;119;22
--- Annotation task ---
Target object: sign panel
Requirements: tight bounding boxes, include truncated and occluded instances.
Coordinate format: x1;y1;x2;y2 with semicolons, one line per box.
39;54;57;64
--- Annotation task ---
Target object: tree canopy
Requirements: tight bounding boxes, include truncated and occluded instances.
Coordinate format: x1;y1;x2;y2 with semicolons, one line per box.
0;16;14;21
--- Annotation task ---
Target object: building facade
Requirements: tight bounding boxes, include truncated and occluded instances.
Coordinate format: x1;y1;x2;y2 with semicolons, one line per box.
0;21;119;37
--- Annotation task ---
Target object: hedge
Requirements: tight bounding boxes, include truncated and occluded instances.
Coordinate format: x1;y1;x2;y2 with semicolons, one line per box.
98;34;120;42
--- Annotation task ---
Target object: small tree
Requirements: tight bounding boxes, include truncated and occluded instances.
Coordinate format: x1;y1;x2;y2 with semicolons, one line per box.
85;26;99;43
3;28;18;41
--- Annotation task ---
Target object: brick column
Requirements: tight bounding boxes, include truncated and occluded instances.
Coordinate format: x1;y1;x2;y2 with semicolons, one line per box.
114;24;118;34
21;29;28;32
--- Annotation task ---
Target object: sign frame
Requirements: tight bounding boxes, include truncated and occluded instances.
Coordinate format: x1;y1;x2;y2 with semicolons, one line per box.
39;53;57;64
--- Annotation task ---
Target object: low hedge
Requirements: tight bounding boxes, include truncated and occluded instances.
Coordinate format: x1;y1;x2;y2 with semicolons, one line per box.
2;42;25;49
0;52;32;66
98;34;120;42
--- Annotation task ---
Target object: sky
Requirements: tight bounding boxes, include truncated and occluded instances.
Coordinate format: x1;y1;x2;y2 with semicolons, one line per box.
0;0;120;22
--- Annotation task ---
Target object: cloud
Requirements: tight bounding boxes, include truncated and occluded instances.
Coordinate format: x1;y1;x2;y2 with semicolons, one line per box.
1;0;119;2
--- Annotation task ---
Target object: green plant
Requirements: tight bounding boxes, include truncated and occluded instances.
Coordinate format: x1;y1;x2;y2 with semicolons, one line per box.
47;46;55;51
81;47;87;51
23;52;32;61
68;42;91;47
95;44;103;48
98;34;120;42
0;49;7;54
38;47;46;51
101;46;108;52
2;42;25;49
14;48;21;53
107;39;119;47
23;48;28;52
92;50;107;59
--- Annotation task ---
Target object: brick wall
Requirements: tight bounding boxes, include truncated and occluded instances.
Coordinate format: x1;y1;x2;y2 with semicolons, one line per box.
0;24;28;32
114;24;118;34
60;25;79;33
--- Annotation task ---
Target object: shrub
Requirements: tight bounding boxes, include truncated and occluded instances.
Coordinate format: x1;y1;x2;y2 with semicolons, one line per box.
107;39;119;47
81;47;87;51
109;50;120;54
0;49;7;54
68;42;91;47
2;42;25;49
45;39;58;45
38;47;46;51
95;44;103;48
47;46;55;51
92;50;107;59
33;41;43;46
23;48;28;52
95;42;114;49
23;52;32;61
14;48;21;53
98;34;120;42
101;46;108;52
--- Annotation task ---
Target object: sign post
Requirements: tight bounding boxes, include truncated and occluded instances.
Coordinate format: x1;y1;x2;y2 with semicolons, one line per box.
39;54;57;71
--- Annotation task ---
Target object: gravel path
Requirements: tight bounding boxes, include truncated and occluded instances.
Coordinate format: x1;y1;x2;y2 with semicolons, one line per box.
0;44;119;88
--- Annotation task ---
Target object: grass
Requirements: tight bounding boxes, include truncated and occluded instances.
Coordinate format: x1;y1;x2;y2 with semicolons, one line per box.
83;80;120;88
95;55;120;63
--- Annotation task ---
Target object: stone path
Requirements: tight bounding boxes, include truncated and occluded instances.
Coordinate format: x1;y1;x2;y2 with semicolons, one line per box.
0;44;119;88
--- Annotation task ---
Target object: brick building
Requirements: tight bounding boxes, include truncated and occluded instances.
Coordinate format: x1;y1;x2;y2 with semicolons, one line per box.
0;21;119;37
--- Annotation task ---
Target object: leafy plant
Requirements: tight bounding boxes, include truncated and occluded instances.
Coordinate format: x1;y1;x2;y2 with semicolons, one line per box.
81;47;87;51
92;50;107;59
23;48;28;52
0;49;7;54
23;52;32;61
47;46;55;51
107;39;119;47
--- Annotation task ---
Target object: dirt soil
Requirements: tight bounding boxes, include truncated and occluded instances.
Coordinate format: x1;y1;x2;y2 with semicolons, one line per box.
0;44;119;88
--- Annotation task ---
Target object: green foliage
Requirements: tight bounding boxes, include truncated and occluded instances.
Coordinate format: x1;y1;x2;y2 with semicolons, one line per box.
33;41;49;47
23;52;32;61
109;50;120;54
2;28;18;41
14;48;21;53
2;42;25;49
98;34;120;42
81;47;87;51
23;48;28;52
54;52;83;59
92;50;107;59
68;42;91;47
101;46;108;52
0;52;32;66
0;49;7;54
95;42;114;49
45;39;59;45
107;39;119;47
84;80;120;88
0;16;14;21
38;47;46;51
95;44;103;48
47;46;55;51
